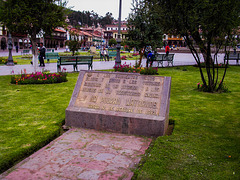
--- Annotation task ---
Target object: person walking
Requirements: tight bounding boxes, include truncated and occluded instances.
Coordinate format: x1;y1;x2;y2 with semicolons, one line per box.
165;44;170;56
39;43;46;67
16;45;18;53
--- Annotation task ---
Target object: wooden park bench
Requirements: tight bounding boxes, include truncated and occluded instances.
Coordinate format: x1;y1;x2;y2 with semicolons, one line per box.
57;56;93;72
21;49;30;55
224;53;239;65
154;54;175;67
45;52;59;63
46;49;54;53
100;49;117;61
109;51;117;60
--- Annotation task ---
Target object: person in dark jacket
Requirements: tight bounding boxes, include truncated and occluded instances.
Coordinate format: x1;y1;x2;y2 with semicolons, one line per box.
39;43;46;67
146;51;154;67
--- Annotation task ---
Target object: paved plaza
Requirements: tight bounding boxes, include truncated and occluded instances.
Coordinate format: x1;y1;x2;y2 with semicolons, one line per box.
0;48;230;76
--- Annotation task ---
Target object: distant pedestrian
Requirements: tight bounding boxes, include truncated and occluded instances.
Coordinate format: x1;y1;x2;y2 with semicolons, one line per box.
16;45;18;53
165;44;170;56
39;43;46;67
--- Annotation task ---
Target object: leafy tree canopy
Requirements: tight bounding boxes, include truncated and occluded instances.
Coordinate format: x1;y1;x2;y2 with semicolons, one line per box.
0;0;67;70
126;0;163;65
146;0;240;92
68;10;114;28
0;0;66;37
108;38;117;47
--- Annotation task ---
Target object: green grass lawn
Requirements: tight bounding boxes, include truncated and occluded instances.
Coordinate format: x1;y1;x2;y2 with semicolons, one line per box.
133;66;240;179
0;66;239;179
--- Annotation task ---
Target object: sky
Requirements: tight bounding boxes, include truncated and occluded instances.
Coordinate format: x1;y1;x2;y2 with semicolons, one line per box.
67;0;133;20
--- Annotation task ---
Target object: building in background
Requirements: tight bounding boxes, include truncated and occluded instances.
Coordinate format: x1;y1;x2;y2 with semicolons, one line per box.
44;28;67;48
163;34;186;47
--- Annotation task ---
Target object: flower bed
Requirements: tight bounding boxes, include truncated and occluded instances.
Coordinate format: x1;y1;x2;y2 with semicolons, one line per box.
0;57;17;65
132;53;139;56
114;63;158;75
11;72;67;85
121;55;127;60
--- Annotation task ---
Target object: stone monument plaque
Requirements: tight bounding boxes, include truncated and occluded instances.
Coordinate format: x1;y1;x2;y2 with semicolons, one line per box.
66;70;171;137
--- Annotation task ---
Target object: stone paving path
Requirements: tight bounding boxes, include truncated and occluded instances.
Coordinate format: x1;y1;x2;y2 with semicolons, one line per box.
1;128;152;180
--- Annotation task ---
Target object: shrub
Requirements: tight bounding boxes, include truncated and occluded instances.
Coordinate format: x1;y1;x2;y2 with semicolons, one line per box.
197;81;229;93
114;62;158;75
11;72;67;85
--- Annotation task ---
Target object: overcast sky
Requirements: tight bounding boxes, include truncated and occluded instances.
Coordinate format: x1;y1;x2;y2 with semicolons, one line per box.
67;0;133;20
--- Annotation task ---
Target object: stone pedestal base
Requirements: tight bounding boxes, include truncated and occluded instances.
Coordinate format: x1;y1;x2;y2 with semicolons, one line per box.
65;71;171;137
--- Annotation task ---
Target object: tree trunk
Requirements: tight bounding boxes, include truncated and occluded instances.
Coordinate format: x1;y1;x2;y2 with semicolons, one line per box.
138;48;145;66
31;29;38;72
184;36;207;87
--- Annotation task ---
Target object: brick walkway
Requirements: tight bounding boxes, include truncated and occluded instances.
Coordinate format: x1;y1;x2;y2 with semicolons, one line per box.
1;128;152;180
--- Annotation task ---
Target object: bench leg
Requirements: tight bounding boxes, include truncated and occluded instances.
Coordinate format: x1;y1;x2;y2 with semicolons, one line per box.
160;61;163;67
88;64;93;70
167;61;173;67
73;65;78;71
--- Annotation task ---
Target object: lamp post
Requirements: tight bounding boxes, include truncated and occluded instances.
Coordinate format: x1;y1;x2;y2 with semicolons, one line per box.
6;32;14;66
115;0;122;67
92;25;94;46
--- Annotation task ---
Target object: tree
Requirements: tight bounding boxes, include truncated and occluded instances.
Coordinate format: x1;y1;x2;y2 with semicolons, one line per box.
65;32;82;56
68;11;114;28
126;0;163;66
0;0;66;71
108;38;117;47
100;12;114;28
146;0;240;92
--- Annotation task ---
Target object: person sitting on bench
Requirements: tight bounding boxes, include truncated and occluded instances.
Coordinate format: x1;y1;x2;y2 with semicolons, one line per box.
101;48;109;61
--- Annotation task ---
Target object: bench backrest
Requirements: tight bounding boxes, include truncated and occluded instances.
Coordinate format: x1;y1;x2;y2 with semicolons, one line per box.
167;54;174;60
155;54;165;60
46;52;59;58
224;53;239;59
59;56;77;63
76;56;93;62
155;54;174;60
108;48;117;51
109;51;117;57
